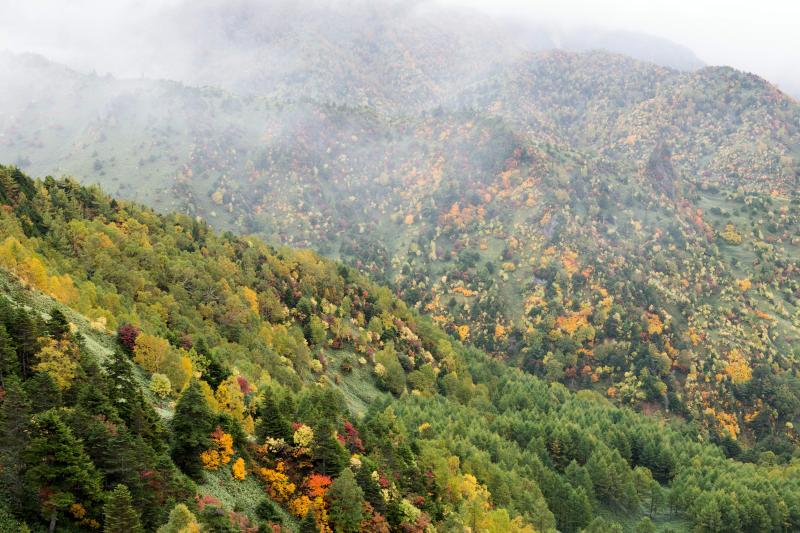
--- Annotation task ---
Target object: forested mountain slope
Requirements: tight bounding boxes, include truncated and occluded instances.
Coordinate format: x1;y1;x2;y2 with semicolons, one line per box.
2;166;800;532
3;44;800;454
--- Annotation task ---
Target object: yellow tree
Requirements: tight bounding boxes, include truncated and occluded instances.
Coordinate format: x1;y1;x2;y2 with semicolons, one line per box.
133;332;170;373
215;375;245;422
34;337;80;390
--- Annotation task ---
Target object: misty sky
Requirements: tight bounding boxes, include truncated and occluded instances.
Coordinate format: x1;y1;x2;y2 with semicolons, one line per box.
1;0;799;95
441;0;800;94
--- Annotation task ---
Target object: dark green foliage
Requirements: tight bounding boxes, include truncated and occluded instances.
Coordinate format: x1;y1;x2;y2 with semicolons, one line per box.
23;372;61;414
7;308;40;379
356;461;385;515
24;409;104;531
312;422;348;476
298;511;319;533
327;468;364;533
103;484;143;533
170;379;215;480
0;376;31;512
256;391;292;441
255;499;281;523
46;309;70;339
0;323;18;385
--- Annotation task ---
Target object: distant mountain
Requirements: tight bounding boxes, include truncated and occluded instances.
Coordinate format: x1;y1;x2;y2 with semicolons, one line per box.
500;21;705;72
2;1;800;460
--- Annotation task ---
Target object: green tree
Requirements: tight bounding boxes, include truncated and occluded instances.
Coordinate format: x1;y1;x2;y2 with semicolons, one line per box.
312;422;348;476
104;484;143;533
375;342;406;395
582;516;623;533
171;379;214;480
0;376;31;510
157;504;200;533
256;391;292;441
256;498;281;523
299;511;320;533
0;323;18;386
8;308;40;379
356;462;385;514
24;372;61;414
24;409;103;532
327;468;364;533
635;517;656;533
46;309;70;339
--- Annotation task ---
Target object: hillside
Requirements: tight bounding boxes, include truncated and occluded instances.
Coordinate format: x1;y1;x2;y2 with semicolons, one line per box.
3;45;800;454
3;166;800;532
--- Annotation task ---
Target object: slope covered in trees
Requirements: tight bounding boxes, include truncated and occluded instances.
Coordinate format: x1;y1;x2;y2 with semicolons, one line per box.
3;38;800;455
1;166;800;532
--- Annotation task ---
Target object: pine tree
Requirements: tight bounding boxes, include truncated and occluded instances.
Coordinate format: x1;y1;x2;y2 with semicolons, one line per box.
156;504;200;533
9;308;40;378
256;391;292;441
105;350;138;417
0;376;31;510
23;371;61;413
24;409;103;532
105;350;164;448
46;309;70;339
327;468;364;533
299;510;320;533
312;422;348;476
256;498;281;523
356;462;385;514
0;323;17;386
171;379;215;479
104;484;143;533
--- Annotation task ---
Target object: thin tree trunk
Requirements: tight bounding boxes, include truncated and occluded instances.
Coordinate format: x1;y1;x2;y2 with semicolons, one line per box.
49;511;57;533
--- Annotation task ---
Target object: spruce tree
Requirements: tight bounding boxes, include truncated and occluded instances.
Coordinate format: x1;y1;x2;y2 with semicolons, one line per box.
23;371;61;413
256;391;292;441
256;498;281;523
0;323;17;386
24;409;103;532
9;308;40;379
299;510;320;533
356;462;385;514
156;504;200;533
0;376;31;510
327;468;364;533
103;484;143;533
105;350;139;420
46;309;70;339
171;379;214;479
312;422;348;476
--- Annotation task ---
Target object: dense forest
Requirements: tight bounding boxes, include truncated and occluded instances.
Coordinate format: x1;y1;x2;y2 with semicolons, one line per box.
1;166;800;532
4;48;800;452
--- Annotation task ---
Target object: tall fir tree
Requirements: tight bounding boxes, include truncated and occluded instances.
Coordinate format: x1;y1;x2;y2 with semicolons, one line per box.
23;372;61;414
256;391;292;441
46;309;70;339
312;422;348;476
171;379;215;480
327;468;364;533
299;510;320;533
9;308;40;379
0;323;18;386
356;462;385;515
103;484;143;533
0;376;31;511
24;409;104;532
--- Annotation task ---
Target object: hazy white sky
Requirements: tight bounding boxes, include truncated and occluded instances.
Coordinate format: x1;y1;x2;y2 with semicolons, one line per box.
1;0;799;93
441;0;800;93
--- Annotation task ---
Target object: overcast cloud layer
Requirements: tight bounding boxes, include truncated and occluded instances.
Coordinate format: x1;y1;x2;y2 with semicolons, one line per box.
1;0;798;96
